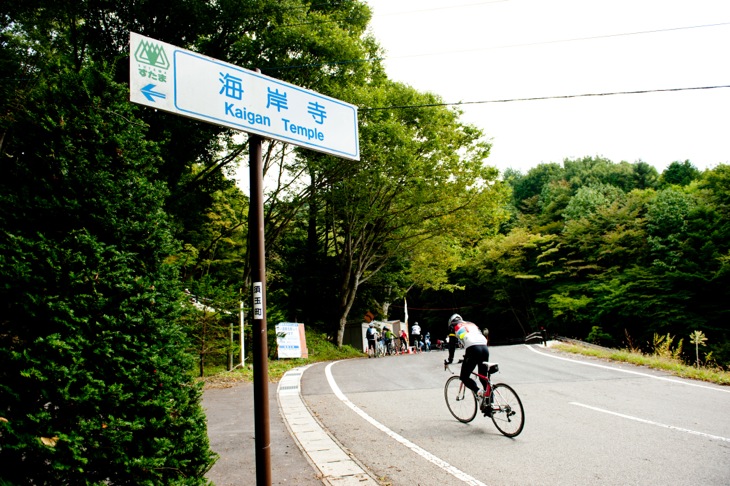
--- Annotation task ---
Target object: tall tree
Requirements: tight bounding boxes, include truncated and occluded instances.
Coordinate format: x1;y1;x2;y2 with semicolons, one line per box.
315;81;508;346
661;160;700;187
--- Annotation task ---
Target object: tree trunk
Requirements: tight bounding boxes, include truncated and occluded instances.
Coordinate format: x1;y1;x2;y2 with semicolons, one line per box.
336;275;359;347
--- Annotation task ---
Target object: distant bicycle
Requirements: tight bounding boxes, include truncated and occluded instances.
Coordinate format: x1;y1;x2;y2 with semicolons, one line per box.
398;337;408;354
385;339;397;356
376;340;386;357
444;359;525;437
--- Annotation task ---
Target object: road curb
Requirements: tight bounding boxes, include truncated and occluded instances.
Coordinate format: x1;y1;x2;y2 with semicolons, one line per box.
278;365;379;486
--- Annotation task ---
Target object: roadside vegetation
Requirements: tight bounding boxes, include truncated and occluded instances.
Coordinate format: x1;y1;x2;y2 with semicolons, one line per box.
553;334;730;386
199;329;363;388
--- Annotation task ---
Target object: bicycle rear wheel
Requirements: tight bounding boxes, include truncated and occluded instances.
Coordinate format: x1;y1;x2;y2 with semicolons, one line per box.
444;376;477;423
489;383;524;437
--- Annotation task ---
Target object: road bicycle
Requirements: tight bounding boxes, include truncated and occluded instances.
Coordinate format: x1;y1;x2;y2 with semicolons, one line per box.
376;340;386;357
385;339;397;356
398;337;409;354
444;359;525;438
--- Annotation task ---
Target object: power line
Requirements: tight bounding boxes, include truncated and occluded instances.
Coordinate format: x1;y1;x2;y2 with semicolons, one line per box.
359;84;730;111
264;21;730;72
385;22;730;60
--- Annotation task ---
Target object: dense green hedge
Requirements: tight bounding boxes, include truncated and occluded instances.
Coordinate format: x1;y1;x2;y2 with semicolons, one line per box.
0;67;216;484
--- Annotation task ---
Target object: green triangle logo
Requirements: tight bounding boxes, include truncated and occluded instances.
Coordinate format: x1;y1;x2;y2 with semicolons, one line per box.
134;40;170;70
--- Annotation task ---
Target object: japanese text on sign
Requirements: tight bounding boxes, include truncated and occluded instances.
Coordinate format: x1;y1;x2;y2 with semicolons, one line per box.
253;282;263;320
129;33;359;160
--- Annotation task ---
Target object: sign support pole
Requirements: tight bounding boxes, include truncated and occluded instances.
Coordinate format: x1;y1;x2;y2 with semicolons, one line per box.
129;34;357;485
249;132;271;485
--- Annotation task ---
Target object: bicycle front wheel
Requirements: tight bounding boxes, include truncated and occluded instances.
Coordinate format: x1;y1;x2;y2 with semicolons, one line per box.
490;383;525;437
444;376;477;423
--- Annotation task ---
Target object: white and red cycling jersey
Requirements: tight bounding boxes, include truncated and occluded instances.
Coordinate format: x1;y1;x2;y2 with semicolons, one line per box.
454;321;488;348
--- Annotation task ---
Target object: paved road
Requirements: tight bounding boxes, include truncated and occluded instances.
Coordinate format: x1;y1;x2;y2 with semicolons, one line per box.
299;344;730;485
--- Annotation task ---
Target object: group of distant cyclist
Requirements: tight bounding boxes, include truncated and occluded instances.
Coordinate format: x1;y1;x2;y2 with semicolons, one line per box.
366;314;526;436
366;314;491;405
365;321;432;358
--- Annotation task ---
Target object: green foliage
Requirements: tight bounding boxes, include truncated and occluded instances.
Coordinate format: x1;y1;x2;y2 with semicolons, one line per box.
546;292;593;321
562;183;625;222
290;79;509;345
651;333;683;360
646;187;695;269
508;162;564;208
0;65;215;483
632;161;660;189
689;330;708;368
181;278;243;377
453;158;730;366
661;160;700;187
304;331;363;362
586;326;613;346
212;328;363;383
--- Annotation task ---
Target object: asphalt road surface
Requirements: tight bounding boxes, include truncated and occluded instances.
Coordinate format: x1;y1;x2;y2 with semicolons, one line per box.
300;344;730;486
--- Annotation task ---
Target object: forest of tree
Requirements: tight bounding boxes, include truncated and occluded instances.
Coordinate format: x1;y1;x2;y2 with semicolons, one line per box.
411;158;730;371
2;0;728;482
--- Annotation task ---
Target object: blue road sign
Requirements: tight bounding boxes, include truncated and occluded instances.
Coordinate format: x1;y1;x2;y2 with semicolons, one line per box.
129;33;359;160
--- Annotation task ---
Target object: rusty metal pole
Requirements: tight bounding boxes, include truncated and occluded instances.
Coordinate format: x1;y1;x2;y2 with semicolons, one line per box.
249;132;271;485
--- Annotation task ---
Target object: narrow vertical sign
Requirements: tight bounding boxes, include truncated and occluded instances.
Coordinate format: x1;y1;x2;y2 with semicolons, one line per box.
252;282;264;320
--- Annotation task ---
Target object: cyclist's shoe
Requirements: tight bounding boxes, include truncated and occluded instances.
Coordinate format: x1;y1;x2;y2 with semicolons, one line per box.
483;407;492;417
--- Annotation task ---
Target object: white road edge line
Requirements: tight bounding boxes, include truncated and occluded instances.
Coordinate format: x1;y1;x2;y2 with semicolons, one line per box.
570;402;730;443
325;361;488;486
525;344;730;394
279;365;379;485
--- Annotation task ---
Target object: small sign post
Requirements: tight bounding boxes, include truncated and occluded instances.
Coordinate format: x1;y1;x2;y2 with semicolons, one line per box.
275;323;307;359
130;33;359;486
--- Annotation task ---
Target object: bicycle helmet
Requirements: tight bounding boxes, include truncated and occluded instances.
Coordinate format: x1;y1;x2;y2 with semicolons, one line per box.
448;314;462;326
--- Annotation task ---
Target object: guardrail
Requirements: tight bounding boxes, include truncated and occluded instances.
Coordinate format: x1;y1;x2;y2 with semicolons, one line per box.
525;330;548;346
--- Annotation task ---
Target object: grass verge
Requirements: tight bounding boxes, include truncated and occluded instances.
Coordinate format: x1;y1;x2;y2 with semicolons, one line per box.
552;342;730;386
199;330;364;388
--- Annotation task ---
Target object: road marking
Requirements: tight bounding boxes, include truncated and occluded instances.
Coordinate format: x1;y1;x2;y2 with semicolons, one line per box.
279;366;379;484
526;344;730;394
570;402;730;443
325;362;488;486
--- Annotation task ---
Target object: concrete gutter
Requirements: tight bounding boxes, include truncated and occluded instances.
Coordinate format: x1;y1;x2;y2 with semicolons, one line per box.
277;366;379;485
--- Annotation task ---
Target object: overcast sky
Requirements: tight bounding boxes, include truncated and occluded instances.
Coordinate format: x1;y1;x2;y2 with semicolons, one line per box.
363;0;730;175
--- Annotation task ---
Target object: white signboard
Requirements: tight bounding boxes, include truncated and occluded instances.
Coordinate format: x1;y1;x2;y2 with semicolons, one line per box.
275;322;303;359
252;282;264;320
129;32;359;160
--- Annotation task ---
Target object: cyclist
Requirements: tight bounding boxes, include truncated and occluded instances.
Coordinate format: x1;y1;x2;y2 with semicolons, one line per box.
411;322;422;353
383;326;394;354
445;314;490;411
366;323;378;358
399;329;409;353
